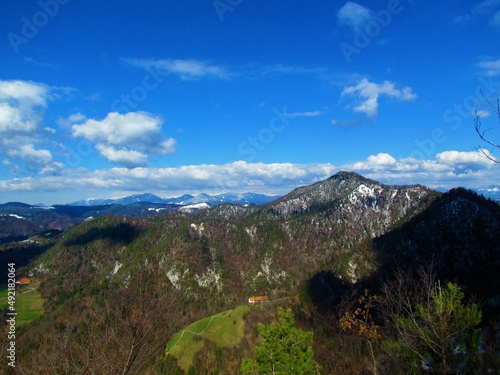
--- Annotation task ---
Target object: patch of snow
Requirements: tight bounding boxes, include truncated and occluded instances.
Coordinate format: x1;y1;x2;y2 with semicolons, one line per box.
111;261;122;275
1;214;26;220
179;202;210;213
148;207;168;213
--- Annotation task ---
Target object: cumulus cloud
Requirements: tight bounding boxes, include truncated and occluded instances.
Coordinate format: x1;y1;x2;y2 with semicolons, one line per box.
95;145;148;168
127;58;231;80
0;161;337;198
436;150;494;170
337;2;372;30
341;78;417;117
0;80;69;175
344;151;498;187
6;144;64;174
350;153;397;171
71;112;176;167
57;112;87;128
2;152;500;204
0;80;48;134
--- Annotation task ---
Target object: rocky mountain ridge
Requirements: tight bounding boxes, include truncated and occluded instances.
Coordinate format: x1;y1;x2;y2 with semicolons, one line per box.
0;192;279;244
7;171;500;375
8;171;499;309
29;172;444;303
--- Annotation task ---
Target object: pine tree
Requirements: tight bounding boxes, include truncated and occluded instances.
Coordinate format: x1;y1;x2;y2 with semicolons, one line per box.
240;308;321;375
393;282;482;374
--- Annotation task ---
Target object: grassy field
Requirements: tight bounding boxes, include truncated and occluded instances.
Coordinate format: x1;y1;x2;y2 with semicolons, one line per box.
0;282;44;326
166;304;250;371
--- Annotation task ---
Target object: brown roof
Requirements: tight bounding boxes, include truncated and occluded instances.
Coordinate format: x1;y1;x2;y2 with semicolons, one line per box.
249;296;269;302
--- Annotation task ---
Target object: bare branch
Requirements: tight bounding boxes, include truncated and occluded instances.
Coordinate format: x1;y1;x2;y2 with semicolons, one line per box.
473;93;500;163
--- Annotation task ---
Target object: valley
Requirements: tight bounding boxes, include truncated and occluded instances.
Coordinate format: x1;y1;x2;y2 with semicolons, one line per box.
0;172;499;374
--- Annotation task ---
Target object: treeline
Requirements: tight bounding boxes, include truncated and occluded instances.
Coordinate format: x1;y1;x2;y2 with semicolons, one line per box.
1;263;499;374
301;265;500;375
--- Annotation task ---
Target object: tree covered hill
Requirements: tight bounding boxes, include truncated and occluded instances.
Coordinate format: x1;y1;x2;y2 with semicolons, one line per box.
3;171;499;374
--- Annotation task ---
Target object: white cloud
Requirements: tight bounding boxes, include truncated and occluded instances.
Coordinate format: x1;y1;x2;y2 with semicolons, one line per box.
39;162;65;175
96;145;148;168
0;161;337;198
0;80;68;175
454;0;500;28
479;59;500;76
337;2;372;30
436;150;494;169
71;112;176;167
2;152;500;205
127;58;231;80
284;110;323;118
6;144;56;173
57;112;87;128
345;151;498;187
475;109;492;118
341;78;417;117
0;80;48;106
72;112;162;145
0;80;49;134
349;153;400;172
331;118;365;129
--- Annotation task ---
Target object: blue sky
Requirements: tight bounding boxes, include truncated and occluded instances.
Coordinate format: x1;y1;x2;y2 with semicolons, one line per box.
1;0;500;204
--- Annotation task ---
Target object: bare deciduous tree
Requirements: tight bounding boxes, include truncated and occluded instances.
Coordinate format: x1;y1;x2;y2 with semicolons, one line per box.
475;94;500;163
15;264;181;375
380;266;483;375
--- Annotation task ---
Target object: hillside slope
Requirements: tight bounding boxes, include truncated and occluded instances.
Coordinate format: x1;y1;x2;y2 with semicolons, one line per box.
12;171;500;374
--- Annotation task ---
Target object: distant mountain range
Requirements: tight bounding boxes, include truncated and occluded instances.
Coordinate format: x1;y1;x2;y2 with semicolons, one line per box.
0;192;280;244
4;171;499;374
67;192;280;206
476;185;500;200
1;182;498;246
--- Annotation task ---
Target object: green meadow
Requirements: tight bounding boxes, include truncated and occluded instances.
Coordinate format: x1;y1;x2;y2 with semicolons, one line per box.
166;304;250;371
0;282;44;326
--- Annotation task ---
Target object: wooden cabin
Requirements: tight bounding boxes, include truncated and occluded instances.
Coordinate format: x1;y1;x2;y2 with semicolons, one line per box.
248;295;269;304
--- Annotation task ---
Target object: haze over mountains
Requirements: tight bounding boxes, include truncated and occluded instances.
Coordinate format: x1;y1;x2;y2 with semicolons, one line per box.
67;192;281;207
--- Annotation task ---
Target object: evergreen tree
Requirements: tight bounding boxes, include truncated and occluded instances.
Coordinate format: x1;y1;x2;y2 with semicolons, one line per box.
393;282;482;374
241;308;321;375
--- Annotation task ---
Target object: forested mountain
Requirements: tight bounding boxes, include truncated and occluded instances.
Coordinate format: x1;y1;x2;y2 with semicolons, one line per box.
0;193;279;245
2;172;499;374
